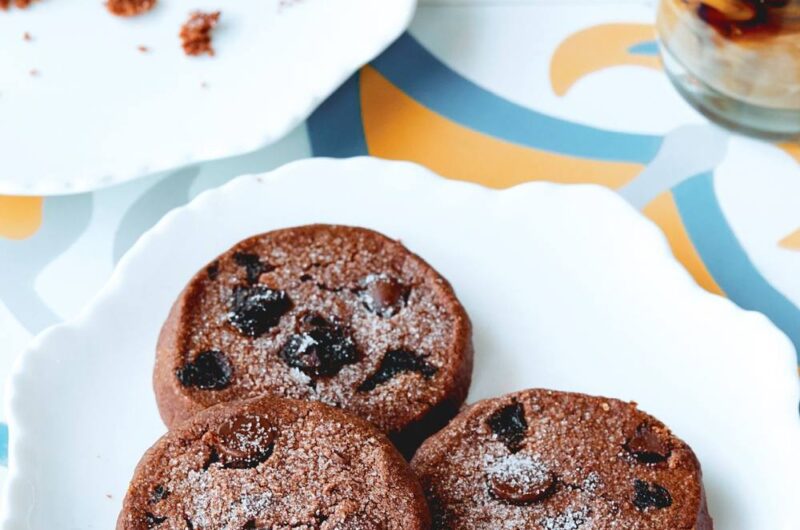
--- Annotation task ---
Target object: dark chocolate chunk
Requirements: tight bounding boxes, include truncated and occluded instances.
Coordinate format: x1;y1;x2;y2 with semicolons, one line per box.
358;349;437;392
633;479;673;510
487;455;557;505
280;318;358;378
206;261;220;280
203;448;220;470
176;350;233;390
233;252;274;284
625;423;671;464
149;485;168;504
144;513;167;528
213;413;276;469
228;286;292;338
360;275;408;317
487;402;528;452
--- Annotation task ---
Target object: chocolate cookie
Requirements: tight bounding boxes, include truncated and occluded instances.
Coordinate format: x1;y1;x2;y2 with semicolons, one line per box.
117;397;431;529
155;224;473;455
411;389;712;529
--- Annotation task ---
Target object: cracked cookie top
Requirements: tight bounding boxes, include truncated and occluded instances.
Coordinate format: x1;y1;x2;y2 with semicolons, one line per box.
154;225;473;456
410;389;713;530
117;397;431;530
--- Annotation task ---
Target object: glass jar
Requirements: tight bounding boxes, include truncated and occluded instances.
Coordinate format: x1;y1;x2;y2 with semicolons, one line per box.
658;0;800;138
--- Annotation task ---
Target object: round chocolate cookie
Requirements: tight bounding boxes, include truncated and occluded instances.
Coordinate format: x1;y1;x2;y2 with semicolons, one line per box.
117;397;431;529
155;224;473;455
411;389;712;530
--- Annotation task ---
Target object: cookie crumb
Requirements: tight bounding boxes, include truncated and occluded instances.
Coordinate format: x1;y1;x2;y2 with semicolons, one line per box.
137;45;149;53
180;11;220;57
106;0;155;17
2;0;33;10
29;68;39;77
23;32;32;41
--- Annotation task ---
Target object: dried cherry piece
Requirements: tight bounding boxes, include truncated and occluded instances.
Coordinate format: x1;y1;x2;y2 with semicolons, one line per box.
280;316;358;378
487;402;528;453
633;479;673;510
176;350;232;390
625;422;671;464
228;286;292;338
357;349;437;392
486;454;557;504
359;275;408;317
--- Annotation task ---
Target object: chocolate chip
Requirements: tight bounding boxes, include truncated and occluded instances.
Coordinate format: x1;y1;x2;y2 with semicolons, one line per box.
203;448;220;470
206;261;220;280
233;252;274;285
359;275;408;317
487;454;557;505
633;479;673;510
228;286;292;337
212;413;276;469
176;350;232;390
625;423;671;464
145;513;167;528
280;317;358;378
300;311;330;330
358;349;437;392
487;402;528;453
149;485;168;504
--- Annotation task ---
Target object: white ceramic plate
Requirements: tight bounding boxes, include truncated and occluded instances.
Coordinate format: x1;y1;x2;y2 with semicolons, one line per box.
0;1;415;195
4;158;799;529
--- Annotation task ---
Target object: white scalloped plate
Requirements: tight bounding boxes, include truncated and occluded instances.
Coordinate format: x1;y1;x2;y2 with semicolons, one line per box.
0;1;415;195
4;158;799;529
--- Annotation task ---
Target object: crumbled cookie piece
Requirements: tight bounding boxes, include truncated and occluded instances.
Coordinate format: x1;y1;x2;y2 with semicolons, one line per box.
2;0;33;10
180;11;221;56
106;0;155;17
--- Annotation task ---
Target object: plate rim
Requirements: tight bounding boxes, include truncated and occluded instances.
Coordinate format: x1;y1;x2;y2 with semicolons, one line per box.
0;2;417;196
3;156;798;528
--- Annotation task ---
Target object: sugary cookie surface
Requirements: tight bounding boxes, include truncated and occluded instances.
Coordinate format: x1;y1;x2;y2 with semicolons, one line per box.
411;389;712;530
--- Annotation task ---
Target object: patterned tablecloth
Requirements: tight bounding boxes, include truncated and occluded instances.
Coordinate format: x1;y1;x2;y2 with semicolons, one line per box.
0;0;798;491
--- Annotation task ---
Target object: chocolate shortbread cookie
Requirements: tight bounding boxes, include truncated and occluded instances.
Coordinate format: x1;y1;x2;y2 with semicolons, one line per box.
118;397;431;529
411;389;712;530
155;225;473;455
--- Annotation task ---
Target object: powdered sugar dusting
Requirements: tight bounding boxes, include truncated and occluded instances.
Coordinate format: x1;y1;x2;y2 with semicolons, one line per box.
541;506;590;530
485;453;550;489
